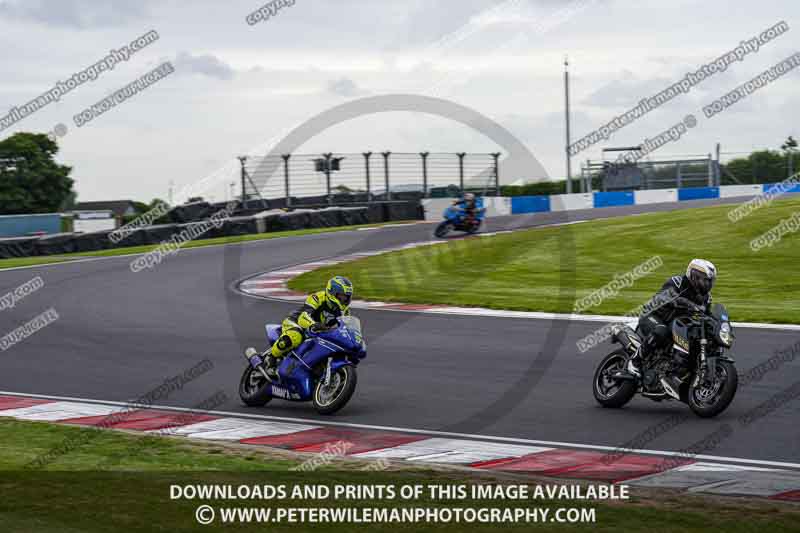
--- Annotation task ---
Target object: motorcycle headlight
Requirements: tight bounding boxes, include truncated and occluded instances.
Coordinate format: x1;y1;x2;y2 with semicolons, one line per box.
718;322;733;347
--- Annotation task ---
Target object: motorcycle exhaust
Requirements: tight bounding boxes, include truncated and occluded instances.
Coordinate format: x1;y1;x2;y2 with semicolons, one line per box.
243;347;272;381
612;326;642;356
244;347;262;366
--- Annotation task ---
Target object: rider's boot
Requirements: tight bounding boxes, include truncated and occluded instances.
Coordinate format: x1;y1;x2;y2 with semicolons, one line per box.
262;355;280;379
660;373;684;400
661;347;691;400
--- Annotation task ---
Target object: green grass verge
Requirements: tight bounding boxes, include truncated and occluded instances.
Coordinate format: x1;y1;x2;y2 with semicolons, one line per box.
0;222;411;271
290;197;800;323
0;419;798;532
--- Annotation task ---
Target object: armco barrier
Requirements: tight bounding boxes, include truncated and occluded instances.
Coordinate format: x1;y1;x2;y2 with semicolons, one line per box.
720;184;763;198
421;198;454;221
593;191;634;208
424;183;798;220
634;189;678;204
550;193;594;212
678;187;719;201
483;197;512;217
764;182;800;194
510;195;550;214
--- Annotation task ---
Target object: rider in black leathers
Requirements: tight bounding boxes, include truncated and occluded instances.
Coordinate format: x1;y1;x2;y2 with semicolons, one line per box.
624;259;717;399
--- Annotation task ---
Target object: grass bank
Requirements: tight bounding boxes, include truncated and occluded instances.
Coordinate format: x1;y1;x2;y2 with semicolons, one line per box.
290;197;800;323
0;419;797;532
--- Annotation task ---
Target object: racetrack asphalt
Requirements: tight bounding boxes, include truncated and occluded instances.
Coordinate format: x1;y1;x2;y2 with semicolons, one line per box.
0;196;797;464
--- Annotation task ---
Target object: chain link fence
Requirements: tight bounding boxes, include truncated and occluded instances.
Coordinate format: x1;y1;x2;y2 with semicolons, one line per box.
239;152;501;207
578;156;715;192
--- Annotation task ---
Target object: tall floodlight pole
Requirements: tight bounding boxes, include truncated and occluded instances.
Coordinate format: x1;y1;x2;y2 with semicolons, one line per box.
564;56;573;194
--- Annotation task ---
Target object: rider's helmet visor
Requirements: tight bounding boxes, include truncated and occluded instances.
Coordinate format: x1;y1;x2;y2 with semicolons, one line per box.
691;270;714;294
335;292;352;307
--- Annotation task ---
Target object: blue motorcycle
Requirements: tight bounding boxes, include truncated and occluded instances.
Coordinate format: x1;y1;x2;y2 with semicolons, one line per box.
434;202;486;238
239;316;366;414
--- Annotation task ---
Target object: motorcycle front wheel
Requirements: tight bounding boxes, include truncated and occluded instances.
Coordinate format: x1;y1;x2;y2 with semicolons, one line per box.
239;365;272;407
687;360;738;418
593;350;637;408
313;366;357;415
434;221;452;238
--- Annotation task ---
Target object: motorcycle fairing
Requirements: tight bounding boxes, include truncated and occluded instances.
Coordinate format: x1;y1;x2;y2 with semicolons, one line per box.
262;322;362;402
265;324;281;344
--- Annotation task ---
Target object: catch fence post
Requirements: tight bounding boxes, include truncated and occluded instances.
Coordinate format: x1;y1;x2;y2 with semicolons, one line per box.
707;154;714;187
237;156;247;208
282;154;291;208
491;152;501;196
420;152;429;197
363;152;372;202
382;151;392;201
457;152;466;194
324;152;333;206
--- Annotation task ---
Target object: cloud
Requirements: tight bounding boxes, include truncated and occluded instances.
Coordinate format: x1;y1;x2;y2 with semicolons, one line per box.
173;51;235;80
0;0;151;28
581;70;675;108
326;78;366;97
395;0;501;49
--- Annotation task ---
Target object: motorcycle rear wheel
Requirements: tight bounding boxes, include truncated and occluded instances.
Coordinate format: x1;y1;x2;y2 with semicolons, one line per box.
593;350;637;408
687;360;738;418
239;365;273;407
466;220;482;234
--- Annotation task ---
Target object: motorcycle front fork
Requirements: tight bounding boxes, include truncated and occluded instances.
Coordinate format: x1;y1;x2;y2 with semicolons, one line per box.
244;347;272;381
693;338;709;387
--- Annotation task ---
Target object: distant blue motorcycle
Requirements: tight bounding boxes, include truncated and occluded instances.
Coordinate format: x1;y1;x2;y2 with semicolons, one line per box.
434;201;486;238
239;316;366;414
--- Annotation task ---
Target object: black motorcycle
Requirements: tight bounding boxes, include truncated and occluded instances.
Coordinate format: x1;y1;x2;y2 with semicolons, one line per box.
593;303;738;418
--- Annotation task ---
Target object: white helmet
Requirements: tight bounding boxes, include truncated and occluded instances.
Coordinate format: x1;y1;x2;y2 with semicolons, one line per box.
463;192;475;201
686;259;716;295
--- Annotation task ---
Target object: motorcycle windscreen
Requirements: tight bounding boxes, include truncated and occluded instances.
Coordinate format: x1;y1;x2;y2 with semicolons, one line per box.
710;303;729;322
341;315;362;337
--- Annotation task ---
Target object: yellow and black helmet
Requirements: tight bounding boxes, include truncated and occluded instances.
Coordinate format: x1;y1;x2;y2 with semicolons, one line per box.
326;276;354;312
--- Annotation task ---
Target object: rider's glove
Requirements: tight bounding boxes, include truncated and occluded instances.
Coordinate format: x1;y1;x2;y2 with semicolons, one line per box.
675;297;704;313
309;319;338;333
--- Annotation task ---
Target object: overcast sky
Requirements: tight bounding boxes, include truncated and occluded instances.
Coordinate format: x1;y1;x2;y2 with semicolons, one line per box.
1;0;798;203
